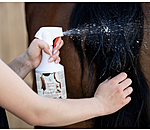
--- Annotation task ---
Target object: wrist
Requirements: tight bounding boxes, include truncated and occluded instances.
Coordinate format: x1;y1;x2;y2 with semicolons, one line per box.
92;97;105;116
8;51;33;79
22;50;34;71
16;51;33;78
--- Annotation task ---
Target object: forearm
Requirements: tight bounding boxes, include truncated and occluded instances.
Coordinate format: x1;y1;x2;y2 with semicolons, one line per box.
0;59;100;127
8;51;32;79
36;97;100;127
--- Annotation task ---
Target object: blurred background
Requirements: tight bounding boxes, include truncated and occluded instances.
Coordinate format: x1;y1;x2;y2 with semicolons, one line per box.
0;2;34;129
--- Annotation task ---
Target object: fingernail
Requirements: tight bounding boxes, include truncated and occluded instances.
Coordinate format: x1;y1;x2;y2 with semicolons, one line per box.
55;43;59;48
55;59;59;64
49;49;52;56
48;57;54;62
53;49;58;55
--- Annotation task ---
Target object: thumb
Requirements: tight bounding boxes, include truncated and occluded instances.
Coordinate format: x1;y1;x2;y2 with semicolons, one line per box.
37;39;51;55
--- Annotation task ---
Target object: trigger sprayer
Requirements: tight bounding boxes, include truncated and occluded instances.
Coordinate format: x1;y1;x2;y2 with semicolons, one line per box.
35;27;67;99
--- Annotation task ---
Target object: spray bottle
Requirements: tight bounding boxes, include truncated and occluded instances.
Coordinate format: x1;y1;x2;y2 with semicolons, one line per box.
35;27;67;99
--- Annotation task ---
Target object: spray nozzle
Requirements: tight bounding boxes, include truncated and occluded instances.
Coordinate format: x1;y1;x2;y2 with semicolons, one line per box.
35;27;63;46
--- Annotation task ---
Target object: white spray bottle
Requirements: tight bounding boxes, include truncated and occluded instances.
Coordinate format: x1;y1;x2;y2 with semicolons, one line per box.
35;27;67;99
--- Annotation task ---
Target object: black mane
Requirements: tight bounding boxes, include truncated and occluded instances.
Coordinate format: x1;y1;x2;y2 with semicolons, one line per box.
69;3;149;128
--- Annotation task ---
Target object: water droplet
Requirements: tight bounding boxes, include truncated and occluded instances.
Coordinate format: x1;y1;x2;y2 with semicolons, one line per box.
144;44;148;49
90;31;93;34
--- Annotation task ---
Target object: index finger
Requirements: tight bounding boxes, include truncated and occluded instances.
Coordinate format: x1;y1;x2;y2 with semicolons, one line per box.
54;37;60;48
110;72;127;85
53;39;64;54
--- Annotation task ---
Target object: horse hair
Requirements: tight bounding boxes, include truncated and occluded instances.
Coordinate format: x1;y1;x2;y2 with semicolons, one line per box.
69;3;149;128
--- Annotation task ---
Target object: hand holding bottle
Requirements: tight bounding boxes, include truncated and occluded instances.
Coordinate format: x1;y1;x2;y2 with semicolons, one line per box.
26;38;64;70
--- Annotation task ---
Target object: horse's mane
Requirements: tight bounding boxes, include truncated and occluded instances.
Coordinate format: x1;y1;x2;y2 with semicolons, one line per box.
69;3;149;128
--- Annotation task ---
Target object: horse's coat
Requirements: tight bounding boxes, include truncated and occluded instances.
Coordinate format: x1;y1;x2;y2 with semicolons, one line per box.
69;3;149;127
25;2;150;128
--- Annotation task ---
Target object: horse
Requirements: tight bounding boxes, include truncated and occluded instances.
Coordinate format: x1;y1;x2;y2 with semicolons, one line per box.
25;2;150;128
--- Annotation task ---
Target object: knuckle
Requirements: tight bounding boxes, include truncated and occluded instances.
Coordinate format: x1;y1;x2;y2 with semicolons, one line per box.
122;94;125;99
118;86;123;93
33;39;39;45
57;51;60;56
110;79;117;85
57;56;60;60
122;100;127;105
33;38;38;42
116;86;122;93
61;40;64;45
42;42;48;48
45;44;49;49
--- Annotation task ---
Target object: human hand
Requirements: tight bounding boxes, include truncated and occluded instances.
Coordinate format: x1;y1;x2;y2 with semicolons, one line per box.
25;37;64;70
94;72;133;116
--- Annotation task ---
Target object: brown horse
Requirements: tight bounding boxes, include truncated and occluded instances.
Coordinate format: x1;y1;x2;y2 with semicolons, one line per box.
25;3;150;128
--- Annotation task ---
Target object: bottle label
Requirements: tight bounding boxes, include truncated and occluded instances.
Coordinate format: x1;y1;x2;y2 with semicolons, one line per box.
36;71;67;99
